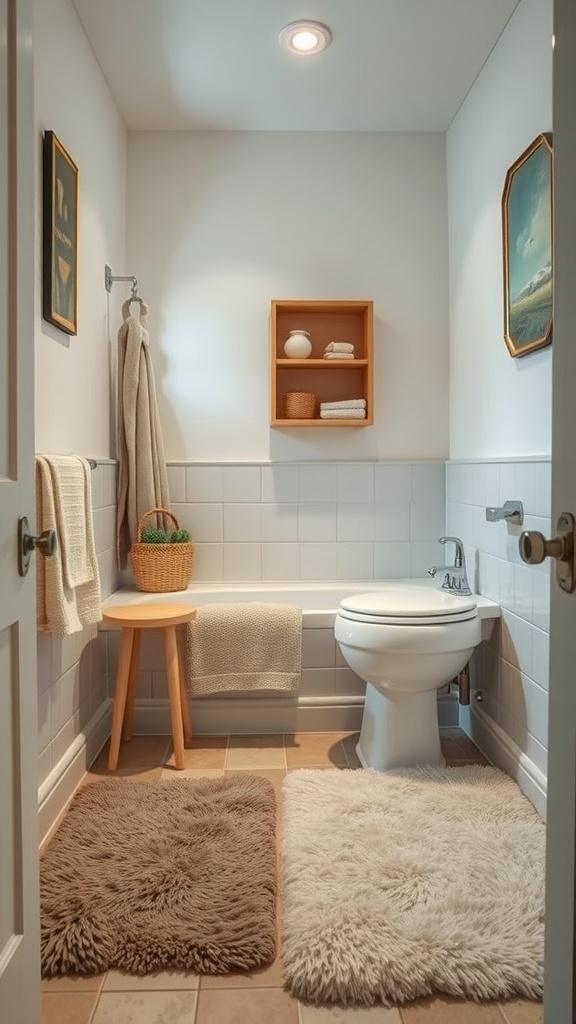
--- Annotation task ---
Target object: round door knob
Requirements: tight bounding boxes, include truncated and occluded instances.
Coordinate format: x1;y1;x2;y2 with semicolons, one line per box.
25;528;57;557
519;530;566;565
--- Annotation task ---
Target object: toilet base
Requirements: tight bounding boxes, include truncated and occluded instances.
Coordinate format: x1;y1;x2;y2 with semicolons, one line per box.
357;681;445;771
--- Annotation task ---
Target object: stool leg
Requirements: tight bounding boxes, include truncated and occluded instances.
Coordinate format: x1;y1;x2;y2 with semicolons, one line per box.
164;625;185;770
177;636;192;745
108;627;134;770
122;629;141;742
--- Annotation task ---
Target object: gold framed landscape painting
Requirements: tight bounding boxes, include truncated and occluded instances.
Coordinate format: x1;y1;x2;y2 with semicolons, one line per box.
501;132;553;358
42;130;78;335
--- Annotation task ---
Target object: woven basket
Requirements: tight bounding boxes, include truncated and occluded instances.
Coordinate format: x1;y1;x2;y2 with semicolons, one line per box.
284;391;316;419
130;508;194;593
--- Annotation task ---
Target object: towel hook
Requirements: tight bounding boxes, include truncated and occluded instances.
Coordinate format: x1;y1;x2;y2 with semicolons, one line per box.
105;264;139;301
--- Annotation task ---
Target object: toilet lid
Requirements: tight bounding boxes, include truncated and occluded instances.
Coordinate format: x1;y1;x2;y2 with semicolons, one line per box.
337;586;477;625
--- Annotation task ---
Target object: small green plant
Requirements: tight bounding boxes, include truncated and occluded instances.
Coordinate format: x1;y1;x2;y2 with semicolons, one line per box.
170;528;191;543
140;526;191;544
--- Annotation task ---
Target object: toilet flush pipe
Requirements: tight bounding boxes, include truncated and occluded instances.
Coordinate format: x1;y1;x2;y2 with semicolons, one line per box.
457;661;470;705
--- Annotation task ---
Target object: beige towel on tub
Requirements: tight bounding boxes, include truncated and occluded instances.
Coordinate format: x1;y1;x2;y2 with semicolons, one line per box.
185;602;302;696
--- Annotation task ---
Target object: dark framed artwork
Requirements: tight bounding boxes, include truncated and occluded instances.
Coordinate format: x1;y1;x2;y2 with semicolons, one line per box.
42;131;78;335
501;132;553;358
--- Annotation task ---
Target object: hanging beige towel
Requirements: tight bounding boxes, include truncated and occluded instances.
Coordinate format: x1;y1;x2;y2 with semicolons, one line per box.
185;602;302;696
116;298;170;569
36;455;102;637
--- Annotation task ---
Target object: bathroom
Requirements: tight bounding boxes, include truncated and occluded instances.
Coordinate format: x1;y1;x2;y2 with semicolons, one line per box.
15;0;571;1019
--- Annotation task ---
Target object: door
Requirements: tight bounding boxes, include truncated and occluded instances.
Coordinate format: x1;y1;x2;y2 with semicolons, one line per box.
542;1;576;1021
0;1;40;1023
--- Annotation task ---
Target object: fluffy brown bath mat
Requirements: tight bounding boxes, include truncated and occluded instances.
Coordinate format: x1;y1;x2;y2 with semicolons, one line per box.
282;766;545;1006
41;775;276;977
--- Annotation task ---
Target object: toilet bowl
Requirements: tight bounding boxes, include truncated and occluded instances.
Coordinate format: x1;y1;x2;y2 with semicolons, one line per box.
334;586;482;771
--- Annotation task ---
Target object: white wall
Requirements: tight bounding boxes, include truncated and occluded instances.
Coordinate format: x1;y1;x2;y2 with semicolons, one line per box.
34;0;127;458
126;131;450;463
447;0;553;460
33;0;126;822
446;0;553;810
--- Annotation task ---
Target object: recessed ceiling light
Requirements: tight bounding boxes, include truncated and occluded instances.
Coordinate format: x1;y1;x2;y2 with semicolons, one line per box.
279;20;332;56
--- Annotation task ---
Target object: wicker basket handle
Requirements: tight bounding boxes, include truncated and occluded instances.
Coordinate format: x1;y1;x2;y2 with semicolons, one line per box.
136;507;179;542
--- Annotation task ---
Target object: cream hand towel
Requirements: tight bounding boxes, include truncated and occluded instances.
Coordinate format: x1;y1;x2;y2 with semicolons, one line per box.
186;602;302;696
39;455;95;588
36;456;102;637
319;408;366;419
320;399;366;411
116;299;170;570
323;352;355;360
324;342;355;354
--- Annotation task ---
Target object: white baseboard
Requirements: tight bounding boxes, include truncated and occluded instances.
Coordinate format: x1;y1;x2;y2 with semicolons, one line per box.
459;703;547;820
38;700;112;844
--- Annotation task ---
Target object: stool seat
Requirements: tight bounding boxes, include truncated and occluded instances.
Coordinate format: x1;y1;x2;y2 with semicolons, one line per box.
102;602;196;772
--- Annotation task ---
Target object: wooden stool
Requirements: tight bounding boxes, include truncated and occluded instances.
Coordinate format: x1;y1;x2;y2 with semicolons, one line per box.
102;603;196;771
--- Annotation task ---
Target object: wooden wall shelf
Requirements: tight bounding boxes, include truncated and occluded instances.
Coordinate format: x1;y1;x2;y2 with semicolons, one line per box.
270;299;374;427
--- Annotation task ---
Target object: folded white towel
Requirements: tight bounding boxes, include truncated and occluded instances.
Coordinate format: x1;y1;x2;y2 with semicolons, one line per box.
324;342;355;354
320;399;366;411
323;352;355;360
320;409;366;419
36;455;102;636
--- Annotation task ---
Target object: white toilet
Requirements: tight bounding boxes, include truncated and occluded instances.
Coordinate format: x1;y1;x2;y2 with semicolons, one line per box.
334;585;483;771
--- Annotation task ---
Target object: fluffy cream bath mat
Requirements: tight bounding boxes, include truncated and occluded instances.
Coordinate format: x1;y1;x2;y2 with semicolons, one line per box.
41;775;276;977
282;766;545;1006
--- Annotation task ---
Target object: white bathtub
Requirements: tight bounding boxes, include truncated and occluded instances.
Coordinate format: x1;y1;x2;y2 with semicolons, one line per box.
101;578;499;631
99;581;497;736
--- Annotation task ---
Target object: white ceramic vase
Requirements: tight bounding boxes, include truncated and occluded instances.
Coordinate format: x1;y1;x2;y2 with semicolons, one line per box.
284;330;312;359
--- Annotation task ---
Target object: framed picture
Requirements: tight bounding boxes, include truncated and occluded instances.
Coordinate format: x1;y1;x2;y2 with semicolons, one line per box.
502;132;553;358
42;131;78;335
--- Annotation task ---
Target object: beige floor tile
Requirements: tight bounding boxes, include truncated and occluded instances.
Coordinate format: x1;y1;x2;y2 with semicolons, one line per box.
195;986;299;1023
341;733;362;768
165;735;228;770
41;975;104;992
85;765;165;782
41;991;99;1024
499;1000;543;1024
400;996;506;1022
300;1004;403;1021
103;970;199;991
284;732;348;768
225;767;286;805
91;990;197;1023
226;734;286;770
90;736;171;771
199;952;285;990
161;767;225;780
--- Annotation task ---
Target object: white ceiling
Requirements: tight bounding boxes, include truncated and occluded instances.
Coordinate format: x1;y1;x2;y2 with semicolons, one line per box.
71;0;520;132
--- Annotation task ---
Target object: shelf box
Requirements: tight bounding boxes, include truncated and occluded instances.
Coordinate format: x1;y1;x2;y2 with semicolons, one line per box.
270;300;374;427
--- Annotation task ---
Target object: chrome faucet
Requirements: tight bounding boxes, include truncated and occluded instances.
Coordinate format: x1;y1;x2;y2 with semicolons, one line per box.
427;536;472;595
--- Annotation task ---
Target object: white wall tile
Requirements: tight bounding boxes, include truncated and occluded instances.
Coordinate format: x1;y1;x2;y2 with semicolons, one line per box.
531;627;550;691
166;465;186;503
185;465;224;502
261;503;298;543
223;465;261;502
299;667;336;697
374;464;412;503
411;540;444;578
185;503;223;543
301;628;337;668
300;464;337;502
374;542;412;579
222;543;261;581
337;503;375;542
411;463;445;503
336;543;374;580
298;543;337;580
337;464;374;503
410;502;445;541
261;465;299;503
374;503;410;541
192;543;223;581
298;504;337;543
223;503;262;542
261;543;300;581
533;462;551;518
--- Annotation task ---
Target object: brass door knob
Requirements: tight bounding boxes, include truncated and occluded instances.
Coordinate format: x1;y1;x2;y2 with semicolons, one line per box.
519;512;575;593
519;531;567;564
18;515;57;577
